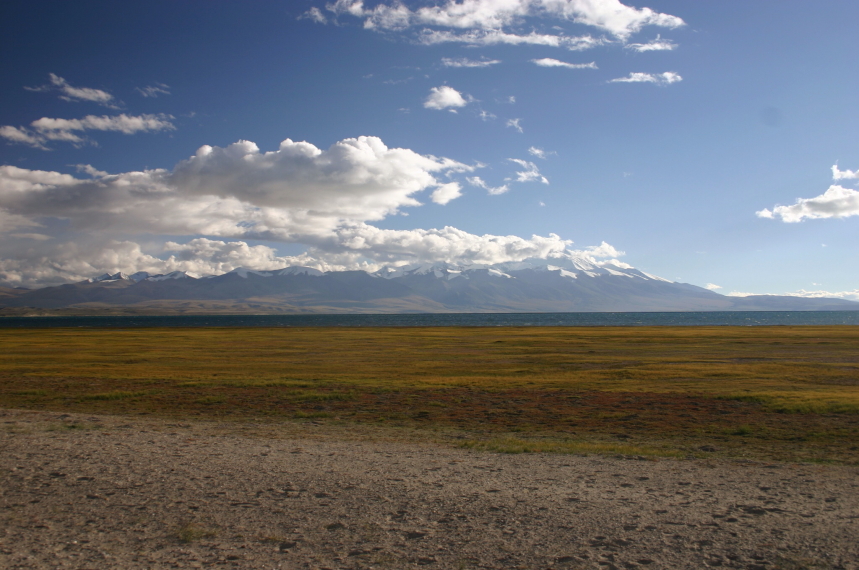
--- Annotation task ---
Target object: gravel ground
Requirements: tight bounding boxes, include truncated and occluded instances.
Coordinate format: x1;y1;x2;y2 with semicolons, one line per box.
1;409;857;570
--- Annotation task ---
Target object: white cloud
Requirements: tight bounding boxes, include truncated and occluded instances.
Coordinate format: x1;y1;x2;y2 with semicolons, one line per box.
609;71;682;85
531;58;597;69
757;185;859;222
25;73;117;107
329;0;684;40
727;288;859;303
0;227;584;288
419;29;605;50
759;164;859;222
424;86;469;110
467;176;509;195
301;7;328;24
832;164;859;181
507;159;548;184
528;146;553;159
75;164;109;178
430;182;463;204
0;238;334;288
135;83;171;98
704;283;722;291
31;114;175;135
787;289;859;302
580;241;624;258
506;118;523;133
1;114;175;149
441;56;501;68
478;109;497;121
0;126;49;149
0;133;628;287
625;34;676;52
160;238;324;275
0;136;473;242
327;224;573;266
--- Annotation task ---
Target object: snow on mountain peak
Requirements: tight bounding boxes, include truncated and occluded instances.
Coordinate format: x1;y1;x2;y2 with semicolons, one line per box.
376;261;481;280
88;271;132;283
372;253;672;283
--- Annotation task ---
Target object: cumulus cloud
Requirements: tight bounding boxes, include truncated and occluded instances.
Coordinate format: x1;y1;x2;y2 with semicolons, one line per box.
757;185;859;222
580;241;624;258
329;0;684;40
625;34;676;52
135;83;171;98
609;71;682;85
441;56;501;67
0;238;333;288
0;227;584;288
326;224;573;266
506;118;523;133
531;58;597;69
467;176;509;195
25;73;117;107
0;133;625;287
1;114;175;149
507;159;548;184
430;182;463;204
0;136;473;242
759;164;859;222
704;283;722;290
832;164;859;181
424;86;470;110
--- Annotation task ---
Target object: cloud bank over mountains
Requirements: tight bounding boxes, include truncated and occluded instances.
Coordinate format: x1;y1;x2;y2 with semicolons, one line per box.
0;135;619;287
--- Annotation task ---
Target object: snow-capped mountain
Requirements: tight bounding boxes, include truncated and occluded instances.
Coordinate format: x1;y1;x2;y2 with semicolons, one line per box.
4;259;858;314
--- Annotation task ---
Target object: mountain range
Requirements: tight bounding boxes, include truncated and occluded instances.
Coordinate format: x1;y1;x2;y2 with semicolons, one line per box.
1;256;856;315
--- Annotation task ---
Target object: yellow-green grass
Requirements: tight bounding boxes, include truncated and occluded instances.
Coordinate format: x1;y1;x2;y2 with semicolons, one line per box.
1;326;858;462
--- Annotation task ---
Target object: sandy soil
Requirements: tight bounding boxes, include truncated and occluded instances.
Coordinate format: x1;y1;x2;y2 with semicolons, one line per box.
1;409;857;570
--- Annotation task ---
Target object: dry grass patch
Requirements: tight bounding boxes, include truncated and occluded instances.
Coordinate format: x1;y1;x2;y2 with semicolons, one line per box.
1;325;858;462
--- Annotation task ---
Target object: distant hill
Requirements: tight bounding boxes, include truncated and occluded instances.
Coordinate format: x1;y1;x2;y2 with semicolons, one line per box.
2;257;857;315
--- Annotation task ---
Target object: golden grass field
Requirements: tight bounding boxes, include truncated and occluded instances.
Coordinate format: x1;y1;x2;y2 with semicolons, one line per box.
2;325;858;463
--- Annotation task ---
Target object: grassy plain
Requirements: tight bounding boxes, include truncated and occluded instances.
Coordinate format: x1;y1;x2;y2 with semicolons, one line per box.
1;325;858;463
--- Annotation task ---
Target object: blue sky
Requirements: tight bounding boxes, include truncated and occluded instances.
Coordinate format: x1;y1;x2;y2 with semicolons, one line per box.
1;0;857;300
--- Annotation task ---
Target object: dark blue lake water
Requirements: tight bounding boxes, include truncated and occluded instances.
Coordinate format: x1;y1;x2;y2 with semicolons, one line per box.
1;311;857;328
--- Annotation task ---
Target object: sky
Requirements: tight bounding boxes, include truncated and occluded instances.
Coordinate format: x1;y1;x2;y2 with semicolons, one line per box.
1;0;857;300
